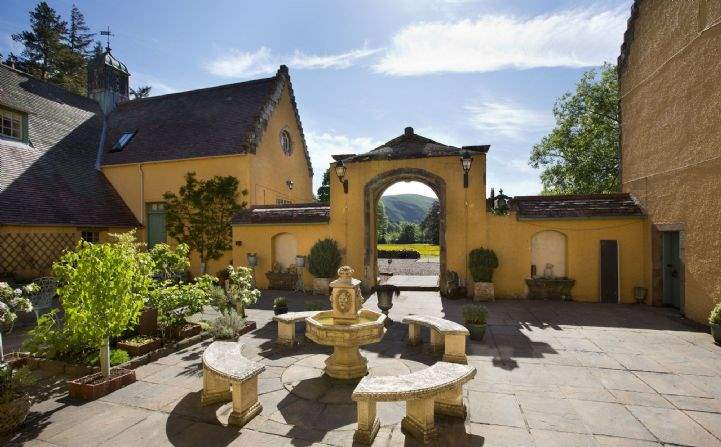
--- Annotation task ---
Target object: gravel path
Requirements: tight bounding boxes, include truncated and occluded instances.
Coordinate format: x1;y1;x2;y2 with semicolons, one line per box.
377;258;440;276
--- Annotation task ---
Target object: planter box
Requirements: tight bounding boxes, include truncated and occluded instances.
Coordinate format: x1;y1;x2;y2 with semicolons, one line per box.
164;322;202;340
3;352;30;369
313;277;330;295
266;272;296;290
711;323;721;345
0;394;30;434
67;368;136;400
473;282;495;301
117;337;162;357
525;278;576;300
138;307;158;336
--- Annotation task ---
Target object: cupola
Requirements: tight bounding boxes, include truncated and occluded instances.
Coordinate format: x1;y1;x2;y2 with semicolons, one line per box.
87;47;130;115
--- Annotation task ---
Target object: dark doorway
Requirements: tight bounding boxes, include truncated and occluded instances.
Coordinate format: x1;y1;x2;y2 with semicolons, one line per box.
662;231;682;308
600;240;619;303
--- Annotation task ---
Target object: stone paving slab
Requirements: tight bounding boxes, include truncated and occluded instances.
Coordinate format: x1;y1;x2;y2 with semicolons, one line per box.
3;292;721;446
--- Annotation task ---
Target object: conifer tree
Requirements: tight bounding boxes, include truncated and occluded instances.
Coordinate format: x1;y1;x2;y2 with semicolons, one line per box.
12;2;69;81
67;5;95;57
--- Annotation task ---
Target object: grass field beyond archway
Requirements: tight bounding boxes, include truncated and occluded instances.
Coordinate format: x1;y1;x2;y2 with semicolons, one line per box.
377;243;439;257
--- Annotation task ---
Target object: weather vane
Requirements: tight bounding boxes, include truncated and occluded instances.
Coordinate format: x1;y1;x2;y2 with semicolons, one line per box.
100;26;114;52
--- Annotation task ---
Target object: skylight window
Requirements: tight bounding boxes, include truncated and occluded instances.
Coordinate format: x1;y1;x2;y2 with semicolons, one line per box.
111;131;135;152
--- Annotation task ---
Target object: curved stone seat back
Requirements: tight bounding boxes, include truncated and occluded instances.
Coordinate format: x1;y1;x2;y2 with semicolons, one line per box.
401;315;469;335
202;341;265;381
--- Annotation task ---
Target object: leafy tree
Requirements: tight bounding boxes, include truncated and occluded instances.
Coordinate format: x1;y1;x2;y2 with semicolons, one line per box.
12;2;69;81
316;169;330;202
130;85;152;99
163;172;247;273
530;63;620;194
52;231;153;377
396;222;420;244
149;243;190;281
376;201;389;243
226;266;260;318
67;5;94;56
420;200;440;244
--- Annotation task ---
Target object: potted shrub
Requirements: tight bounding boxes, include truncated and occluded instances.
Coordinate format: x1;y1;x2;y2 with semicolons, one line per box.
0;364;36;434
308;239;342;295
710;302;721;345
462;304;489;341
117;336;162;357
273;297;288;315
54;231;152;400
469;248;499;301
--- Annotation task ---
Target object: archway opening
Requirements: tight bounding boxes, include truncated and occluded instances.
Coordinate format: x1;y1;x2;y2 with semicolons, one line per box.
364;169;446;292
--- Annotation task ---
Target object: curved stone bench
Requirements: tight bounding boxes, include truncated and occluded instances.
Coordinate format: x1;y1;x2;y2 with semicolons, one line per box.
273;311;319;347
352;361;476;444
201;341;265;427
402;315;470;364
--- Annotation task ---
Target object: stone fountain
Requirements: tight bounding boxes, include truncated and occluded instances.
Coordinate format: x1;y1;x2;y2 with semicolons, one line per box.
305;266;386;380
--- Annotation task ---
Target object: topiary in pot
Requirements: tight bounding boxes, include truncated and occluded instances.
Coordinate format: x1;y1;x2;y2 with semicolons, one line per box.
273;297;288;315
308;239;342;295
462;304;489;341
709;302;721;345
469;248;498;301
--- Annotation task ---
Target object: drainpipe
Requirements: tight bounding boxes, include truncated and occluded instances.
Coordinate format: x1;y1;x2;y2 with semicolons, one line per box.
139;164;145;225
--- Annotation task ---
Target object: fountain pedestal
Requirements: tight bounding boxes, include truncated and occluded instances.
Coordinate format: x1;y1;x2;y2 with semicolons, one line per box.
305;267;386;380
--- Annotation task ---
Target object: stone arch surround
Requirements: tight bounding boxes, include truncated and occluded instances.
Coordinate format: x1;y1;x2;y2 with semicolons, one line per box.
363;168;447;293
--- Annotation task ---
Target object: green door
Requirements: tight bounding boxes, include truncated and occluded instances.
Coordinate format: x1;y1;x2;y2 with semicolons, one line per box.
662;231;681;308
147;203;166;248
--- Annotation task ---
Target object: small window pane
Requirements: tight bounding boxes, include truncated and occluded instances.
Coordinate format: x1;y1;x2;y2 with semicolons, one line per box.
81;231;100;243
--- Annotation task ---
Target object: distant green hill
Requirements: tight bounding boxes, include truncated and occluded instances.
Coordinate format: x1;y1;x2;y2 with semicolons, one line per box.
380;194;436;224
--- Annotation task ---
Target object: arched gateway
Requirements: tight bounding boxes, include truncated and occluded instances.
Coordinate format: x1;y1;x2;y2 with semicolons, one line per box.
233;126;647;304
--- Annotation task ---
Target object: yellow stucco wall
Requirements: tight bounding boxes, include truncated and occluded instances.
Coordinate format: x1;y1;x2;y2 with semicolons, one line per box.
232;223;330;290
101;83;313;276
620;0;721;322
486;215;647;303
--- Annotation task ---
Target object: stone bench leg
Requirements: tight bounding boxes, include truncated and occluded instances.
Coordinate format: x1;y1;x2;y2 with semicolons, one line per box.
402;397;437;444
434;384;466;418
442;334;468;364
353;400;380;444
277;321;296;347
407;323;421;346
201;368;231;405
429;328;444;352
228;376;263;428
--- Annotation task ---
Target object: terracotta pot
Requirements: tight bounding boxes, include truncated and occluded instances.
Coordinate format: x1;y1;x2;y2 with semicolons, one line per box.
0;394;30;434
465;322;487;341
138;307;158;336
711;323;721;345
67;368;136;400
313;277;330;295
117;337;162;356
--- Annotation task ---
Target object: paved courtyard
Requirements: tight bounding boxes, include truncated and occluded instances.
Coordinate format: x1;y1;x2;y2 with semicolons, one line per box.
4;292;721;447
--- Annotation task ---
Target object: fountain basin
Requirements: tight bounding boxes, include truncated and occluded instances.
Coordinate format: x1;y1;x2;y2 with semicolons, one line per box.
305;309;386;379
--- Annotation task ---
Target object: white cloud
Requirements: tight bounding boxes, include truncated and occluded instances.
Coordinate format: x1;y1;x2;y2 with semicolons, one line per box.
132;71;178;96
466;101;553;139
206;45;380;78
374;6;628;76
305;131;382;191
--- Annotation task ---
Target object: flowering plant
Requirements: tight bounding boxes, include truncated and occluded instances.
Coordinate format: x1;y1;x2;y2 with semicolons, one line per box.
0;282;37;331
226;266;260;318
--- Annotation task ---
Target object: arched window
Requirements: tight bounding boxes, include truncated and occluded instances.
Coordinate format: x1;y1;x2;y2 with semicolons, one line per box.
531;230;567;278
280;129;293;156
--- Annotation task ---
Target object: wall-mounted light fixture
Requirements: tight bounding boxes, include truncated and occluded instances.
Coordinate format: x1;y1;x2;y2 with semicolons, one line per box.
286;179;294;190
460;151;472;188
335;160;349;193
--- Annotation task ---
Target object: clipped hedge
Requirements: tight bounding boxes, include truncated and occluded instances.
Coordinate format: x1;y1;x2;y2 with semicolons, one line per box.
308;238;342;278
377;249;421;260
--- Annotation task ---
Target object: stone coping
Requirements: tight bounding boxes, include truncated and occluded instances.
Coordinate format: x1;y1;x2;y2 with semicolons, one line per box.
352;361;475;401
272;311;319;323
401;315;469;335
202;341;265;382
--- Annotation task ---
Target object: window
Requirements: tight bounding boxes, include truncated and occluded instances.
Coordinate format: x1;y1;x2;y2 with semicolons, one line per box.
111;131;136;152
1;109;22;140
280;129;293;156
81;231;100;243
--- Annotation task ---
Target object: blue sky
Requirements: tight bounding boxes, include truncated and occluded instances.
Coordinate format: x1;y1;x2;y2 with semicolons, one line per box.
1;0;630;198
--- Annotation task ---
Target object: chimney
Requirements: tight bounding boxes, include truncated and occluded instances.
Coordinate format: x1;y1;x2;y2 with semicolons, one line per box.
404;126;414;136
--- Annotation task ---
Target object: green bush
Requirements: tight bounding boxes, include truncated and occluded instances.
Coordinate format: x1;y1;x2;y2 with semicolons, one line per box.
308;239;342;278
149;243;190;281
86;348;130;366
148;275;217;329
0;364;36;404
468;248;499;282
462;304;489;325
210;310;247;340
22;310;92;364
710;302;721;325
226;266;261;317
305;300;326;311
273;297;287;308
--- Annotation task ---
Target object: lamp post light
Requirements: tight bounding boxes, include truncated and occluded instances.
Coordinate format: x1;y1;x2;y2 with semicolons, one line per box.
335;160;348;194
460;151;472;188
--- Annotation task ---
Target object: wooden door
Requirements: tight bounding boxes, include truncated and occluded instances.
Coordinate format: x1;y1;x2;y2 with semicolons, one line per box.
600;240;619;303
662;231;681;308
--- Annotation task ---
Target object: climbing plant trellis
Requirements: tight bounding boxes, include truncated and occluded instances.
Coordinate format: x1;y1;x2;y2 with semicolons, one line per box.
0;233;78;278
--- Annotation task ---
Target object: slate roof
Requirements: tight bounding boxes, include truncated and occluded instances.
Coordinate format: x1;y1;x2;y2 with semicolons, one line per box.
0;64;139;227
337;127;489;163
101;65;313;176
511;193;645;220
232;203;330;225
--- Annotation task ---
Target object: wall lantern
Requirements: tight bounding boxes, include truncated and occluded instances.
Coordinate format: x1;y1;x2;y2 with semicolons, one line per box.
246;252;258;267
295;255;306;268
335;160;349;193
286;180;294;190
460;151;472;188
